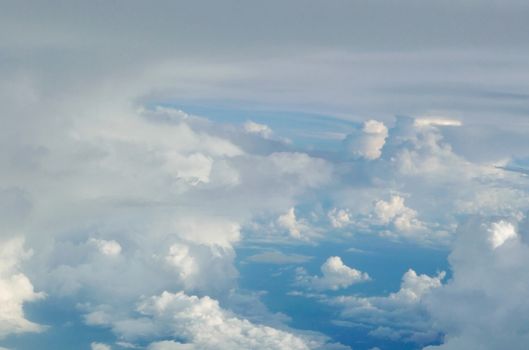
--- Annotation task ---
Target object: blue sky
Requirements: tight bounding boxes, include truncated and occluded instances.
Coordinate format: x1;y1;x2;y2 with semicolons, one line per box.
2;2;529;350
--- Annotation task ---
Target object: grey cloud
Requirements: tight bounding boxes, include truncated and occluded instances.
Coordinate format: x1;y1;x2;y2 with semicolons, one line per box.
3;1;529;53
423;216;529;350
247;251;313;265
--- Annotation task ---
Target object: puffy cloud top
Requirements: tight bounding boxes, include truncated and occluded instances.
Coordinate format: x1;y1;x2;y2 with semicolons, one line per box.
0;238;45;338
344;120;388;160
136;291;316;350
296;256;370;291
487;220;517;249
90;239;122;256
244;121;273;139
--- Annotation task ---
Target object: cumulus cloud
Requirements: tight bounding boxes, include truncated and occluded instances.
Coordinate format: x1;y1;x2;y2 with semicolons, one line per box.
328;208;352;228
344;120;388;160
374;195;425;234
0;87;340;347
91;342;112;350
385;116;477;179
296;256;370;291
115;290;338;350
277;208;305;239
165;244;197;280
244;121;273;139
3;2;529;349
330;269;445;344
487;220;517;249
422;218;529;350
0;237;45;338
90;239;122;256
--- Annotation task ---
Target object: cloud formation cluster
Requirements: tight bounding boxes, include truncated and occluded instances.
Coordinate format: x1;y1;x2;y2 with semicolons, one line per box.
2;6;529;348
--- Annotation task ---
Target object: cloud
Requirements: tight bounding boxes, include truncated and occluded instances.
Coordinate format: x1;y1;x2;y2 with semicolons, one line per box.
90;239;122;256
148;341;195;350
112;290;340;350
244;121;273;139
328;208;352;228
91;343;112;350
414;118;462;127
487;220;517;249
277;208;306;239
2;6;529;347
0;237;45;338
296;256;370;291
329;269;445;344
344;120;388;160
422;217;529;350
374;195;425;234
247;251;313;264
165;244;197;280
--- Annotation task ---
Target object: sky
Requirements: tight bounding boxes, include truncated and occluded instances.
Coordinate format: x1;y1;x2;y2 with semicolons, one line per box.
2;1;529;350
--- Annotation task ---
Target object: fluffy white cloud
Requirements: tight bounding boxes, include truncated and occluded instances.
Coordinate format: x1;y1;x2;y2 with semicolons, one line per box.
330;269;445;344
487;220;517;249
0;237;45;338
374;195;425;234
91;342;112;350
116;290;337;350
165;244;197;280
422;218;529;350
171;219;241;249
296;256;370;291
244;121;273;139
277;208;304;239
90;239;122;256
0;87;340;346
266;152;332;188
3;4;529;349
328;208;352;228
344;120;388;160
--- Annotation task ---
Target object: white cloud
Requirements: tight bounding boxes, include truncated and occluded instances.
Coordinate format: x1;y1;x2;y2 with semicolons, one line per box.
278;208;304;239
374;195;424;234
148;341;195;349
391;269;445;303
91;342;112;350
160;239;238;292
244;121;273;139
328;208;352;228
330;269;444;344
171;218;241;249
115;341;140;349
422;217;529;350
2;15;529;349
122;290;334;350
414;118;462;127
165;244;197;280
90;239;122;256
267;152;332;188
487;220;517;249
0;237;45;338
344;120;388;160
296;256;370;291
163;152;213;185
0;93;341;347
247;251;313;264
